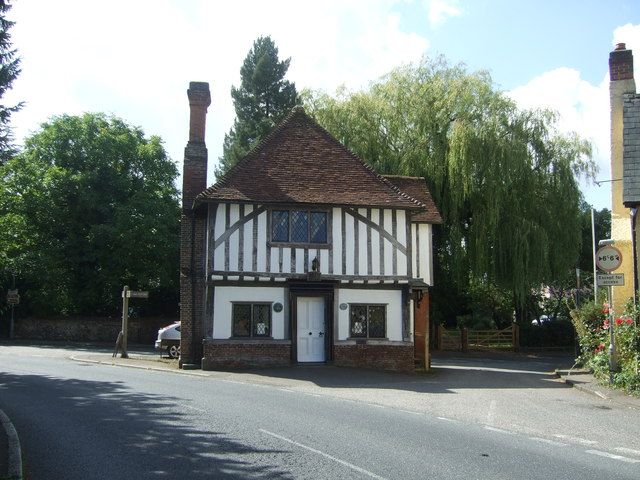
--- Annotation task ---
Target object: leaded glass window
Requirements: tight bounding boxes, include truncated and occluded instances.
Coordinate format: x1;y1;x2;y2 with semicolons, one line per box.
272;210;289;242
270;209;328;245
349;304;386;339
232;303;271;338
310;211;328;243
291;210;309;242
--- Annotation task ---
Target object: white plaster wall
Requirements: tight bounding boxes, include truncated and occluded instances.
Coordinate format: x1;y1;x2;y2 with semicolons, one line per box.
212;286;287;339
242;204;253;272
213;203;225;271
371;209;380;275
345;214;355;275
332;207;342;275
396;209;407;276
256;211;267;272
229;204;240;271
383;210;393;275
335;288;403;341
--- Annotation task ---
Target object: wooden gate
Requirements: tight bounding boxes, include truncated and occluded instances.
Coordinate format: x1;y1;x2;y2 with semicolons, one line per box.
436;324;519;352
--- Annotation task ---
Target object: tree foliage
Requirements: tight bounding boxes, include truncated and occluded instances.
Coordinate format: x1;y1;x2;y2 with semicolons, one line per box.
0;113;180;316
0;0;23;163
217;35;300;177
305;57;595;311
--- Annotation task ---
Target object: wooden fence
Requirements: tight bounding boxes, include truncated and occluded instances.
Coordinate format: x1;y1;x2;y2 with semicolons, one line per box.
435;324;520;352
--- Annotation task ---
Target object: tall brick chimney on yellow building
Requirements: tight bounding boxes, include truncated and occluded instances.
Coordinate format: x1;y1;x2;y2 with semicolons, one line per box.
609;43;637;312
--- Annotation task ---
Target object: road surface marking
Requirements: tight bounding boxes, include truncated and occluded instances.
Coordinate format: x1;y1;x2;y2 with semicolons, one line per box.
259;429;388;480
553;435;597;446
593;390;608;399
615;447;640;457
304;393;322;397
486;400;496;425
529;437;567;447
484;426;516;435
437;417;455;422
278;388;294;393
437;365;549;375
399;410;422;416
586;450;640;463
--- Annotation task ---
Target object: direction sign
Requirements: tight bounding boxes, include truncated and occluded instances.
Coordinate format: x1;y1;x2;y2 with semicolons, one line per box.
596;245;623;272
127;290;149;299
6;289;19;305
597;273;625;286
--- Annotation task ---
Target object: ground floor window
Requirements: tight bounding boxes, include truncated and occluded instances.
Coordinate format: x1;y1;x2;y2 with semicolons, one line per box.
349;304;386;338
232;303;271;338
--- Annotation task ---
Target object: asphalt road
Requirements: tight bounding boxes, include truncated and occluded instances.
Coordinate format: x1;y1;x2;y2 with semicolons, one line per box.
1;344;639;479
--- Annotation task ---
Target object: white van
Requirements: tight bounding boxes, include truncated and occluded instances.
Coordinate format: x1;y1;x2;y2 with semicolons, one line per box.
155;322;181;358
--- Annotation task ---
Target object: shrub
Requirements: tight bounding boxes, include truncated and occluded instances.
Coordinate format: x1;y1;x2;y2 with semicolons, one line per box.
570;299;640;395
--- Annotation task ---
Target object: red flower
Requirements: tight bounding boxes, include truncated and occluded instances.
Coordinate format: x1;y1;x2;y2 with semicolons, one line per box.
603;320;610;329
595;343;606;352
615;317;623;326
626;318;634;325
602;303;610;314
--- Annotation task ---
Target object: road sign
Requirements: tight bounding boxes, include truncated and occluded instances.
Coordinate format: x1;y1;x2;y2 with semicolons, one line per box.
127;290;149;299
6;289;19;305
596;245;623;272
597;273;625;286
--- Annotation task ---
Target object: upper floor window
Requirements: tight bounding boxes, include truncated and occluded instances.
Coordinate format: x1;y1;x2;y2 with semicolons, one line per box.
271;209;328;244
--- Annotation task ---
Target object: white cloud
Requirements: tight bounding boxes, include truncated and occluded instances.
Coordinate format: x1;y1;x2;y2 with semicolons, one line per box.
506;22;640;210
426;0;462;27
4;0;429;186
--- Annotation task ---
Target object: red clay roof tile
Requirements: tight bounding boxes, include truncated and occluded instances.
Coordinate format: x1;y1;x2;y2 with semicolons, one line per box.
197;108;441;224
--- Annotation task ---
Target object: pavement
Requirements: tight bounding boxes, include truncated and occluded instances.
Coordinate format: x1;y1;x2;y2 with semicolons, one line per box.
1;345;639;480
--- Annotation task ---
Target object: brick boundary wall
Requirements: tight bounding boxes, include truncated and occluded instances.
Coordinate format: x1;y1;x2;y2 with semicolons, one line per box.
333;344;414;372
12;316;175;344
202;341;292;369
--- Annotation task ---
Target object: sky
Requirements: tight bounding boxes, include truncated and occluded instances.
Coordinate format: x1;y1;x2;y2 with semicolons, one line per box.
4;0;640;210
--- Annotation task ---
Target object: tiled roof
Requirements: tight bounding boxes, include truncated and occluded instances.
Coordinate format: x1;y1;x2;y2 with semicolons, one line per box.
382;175;442;224
623;93;640;207
197;108;438;218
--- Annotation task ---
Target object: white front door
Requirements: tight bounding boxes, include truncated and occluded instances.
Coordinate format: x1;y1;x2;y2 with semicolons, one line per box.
296;297;326;362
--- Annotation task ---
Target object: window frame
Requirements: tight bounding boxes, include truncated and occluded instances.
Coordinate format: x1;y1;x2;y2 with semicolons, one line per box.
231;302;273;339
348;303;387;339
268;207;332;249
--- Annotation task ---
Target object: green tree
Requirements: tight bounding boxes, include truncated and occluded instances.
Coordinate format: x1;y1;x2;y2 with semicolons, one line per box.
217;35;300;177
0;113;180;316
0;0;23;163
578;203;611;275
305;57;595;317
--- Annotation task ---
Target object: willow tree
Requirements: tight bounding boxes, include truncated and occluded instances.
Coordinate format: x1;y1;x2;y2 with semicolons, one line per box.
305;58;594;314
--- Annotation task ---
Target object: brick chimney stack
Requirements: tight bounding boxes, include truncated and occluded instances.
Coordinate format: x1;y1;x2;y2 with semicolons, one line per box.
609;43;637;311
180;81;210;368
610;43;634;82
182;82;211;212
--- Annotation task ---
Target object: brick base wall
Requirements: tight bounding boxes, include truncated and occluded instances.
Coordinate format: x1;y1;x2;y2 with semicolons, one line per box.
334;343;414;372
202;341;292;369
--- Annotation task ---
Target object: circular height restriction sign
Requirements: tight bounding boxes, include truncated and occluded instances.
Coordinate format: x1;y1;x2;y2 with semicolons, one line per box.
596;245;623;272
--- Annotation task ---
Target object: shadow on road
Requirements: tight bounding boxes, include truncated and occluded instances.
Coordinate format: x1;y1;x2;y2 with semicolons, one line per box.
227;352;575;394
0;371;293;479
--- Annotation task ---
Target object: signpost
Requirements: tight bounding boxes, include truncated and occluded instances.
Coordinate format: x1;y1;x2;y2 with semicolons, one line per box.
596;273;625;287
6;288;18;339
118;286;149;358
595;242;622;382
